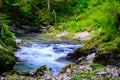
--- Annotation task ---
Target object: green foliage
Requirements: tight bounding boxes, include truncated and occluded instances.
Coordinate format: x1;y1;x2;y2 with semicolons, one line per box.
0;51;15;64
0;0;120;56
2;24;14;38
0;22;17;73
74;0;91;14
113;37;120;48
57;0;120;54
91;63;105;70
0;23;18;49
37;65;47;71
0;15;12;24
72;73;97;80
0;0;120;29
48;0;119;38
72;75;80;80
0;48;16;73
0;0;78;26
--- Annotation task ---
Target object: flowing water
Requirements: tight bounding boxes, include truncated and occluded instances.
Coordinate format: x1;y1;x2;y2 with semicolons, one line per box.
14;36;83;74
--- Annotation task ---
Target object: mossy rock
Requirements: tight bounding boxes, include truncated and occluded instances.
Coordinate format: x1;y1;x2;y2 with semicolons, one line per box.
93;49;120;67
35;65;49;76
36;65;48;71
0;48;16;74
2;38;18;49
66;45;98;62
60;64;76;73
34;65;52;79
0;24;18;74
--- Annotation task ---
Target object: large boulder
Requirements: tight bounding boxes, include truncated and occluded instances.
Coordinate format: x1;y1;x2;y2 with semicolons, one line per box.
34;65;52;79
0;40;17;74
66;45;98;62
0;48;16;74
9;25;42;36
0;24;18;74
93;49;120;67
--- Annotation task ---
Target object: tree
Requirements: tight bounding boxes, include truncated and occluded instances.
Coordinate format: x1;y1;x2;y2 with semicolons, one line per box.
0;19;4;37
47;0;50;10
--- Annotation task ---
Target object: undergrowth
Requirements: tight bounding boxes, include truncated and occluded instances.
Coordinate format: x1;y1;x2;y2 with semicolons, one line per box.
50;0;120;53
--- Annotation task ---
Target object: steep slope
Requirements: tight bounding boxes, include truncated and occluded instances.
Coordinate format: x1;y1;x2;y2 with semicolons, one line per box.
58;0;120;66
0;24;18;74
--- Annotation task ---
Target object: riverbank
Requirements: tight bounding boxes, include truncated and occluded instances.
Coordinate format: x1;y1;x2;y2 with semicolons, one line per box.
48;30;120;79
0;32;120;80
0;26;119;80
1;52;120;80
0;24;18;74
41;30;120;79
45;27;120;66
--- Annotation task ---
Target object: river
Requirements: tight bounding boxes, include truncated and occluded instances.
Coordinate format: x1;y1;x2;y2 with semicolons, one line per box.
14;36;83;74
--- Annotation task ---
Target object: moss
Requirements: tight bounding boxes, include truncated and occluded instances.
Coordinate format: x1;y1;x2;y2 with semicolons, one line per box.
60;64;75;73
72;73;97;80
0;49;16;74
4;38;18;49
0;39;6;47
36;65;47;71
91;63;105;70
0;24;18;74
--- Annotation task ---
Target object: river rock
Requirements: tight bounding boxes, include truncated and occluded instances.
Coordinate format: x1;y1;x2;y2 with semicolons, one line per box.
9;25;43;36
34;65;52;79
16;39;22;45
16;57;25;64
21;71;34;76
66;45;98;62
54;58;120;80
56;31;69;38
93;49;120;67
72;31;91;40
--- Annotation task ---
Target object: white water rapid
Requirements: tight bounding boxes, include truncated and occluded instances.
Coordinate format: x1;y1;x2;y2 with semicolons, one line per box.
14;40;82;74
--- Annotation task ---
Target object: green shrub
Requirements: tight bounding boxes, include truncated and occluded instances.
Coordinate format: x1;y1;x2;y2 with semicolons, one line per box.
2;24;14;38
91;63;105;70
72;73;97;80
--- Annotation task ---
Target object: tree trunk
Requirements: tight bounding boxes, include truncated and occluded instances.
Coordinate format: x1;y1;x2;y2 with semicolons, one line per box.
48;0;50;10
1;26;4;37
0;22;4;37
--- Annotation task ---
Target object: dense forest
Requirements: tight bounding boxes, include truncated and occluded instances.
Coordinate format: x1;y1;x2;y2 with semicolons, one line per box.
0;0;120;79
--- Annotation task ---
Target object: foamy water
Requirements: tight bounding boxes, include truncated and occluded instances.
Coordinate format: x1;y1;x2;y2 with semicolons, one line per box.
14;42;82;74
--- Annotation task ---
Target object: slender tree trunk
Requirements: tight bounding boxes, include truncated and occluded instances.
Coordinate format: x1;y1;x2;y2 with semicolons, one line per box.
54;11;57;25
1;26;4;37
48;0;50;10
0;21;4;37
53;10;58;28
